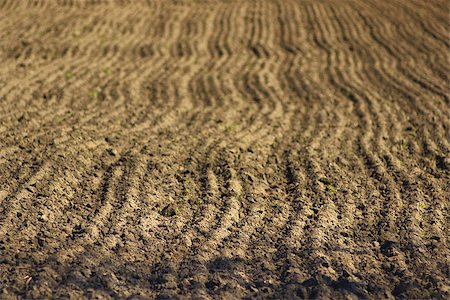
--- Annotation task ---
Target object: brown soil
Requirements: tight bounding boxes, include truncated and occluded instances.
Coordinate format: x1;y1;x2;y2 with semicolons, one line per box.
0;0;449;299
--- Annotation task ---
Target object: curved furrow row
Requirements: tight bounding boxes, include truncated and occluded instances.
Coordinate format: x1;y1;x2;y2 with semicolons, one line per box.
235;1;332;294
128;7;198;119
0;1;188;290
0;7;160;179
149;26;298;290
249;0;285;120
299;4;402;296
236;2;267;111
245;0;287;120
350;9;450;153
175;124;295;293
362;0;448;93
0;142;109;276
328;1;409;236
388;0;449;48
66;6;182;128
24;139;185;295
106;104;246;280
269;4;372;297
351;8;450;153
307;0;372;276
352;4;449;122
325;5;449;292
152;141;224;256
146;146;243;297
340;7;446;296
32;153;153;294
172;118;295;295
0;162;51;230
0;5;133;118
201;2;247;111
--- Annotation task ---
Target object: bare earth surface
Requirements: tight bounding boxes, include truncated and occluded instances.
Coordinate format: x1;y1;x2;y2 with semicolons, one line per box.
0;0;449;299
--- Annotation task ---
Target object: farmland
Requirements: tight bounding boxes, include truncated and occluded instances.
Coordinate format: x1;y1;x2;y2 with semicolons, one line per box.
0;0;449;298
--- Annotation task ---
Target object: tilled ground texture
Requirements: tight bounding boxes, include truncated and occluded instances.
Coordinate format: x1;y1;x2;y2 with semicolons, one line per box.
0;0;449;299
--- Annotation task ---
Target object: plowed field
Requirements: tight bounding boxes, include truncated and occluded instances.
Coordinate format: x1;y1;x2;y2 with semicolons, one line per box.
0;0;449;299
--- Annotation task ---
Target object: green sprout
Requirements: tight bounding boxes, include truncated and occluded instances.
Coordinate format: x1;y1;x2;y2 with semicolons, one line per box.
181;178;194;203
65;71;73;80
89;89;99;99
400;139;409;150
326;184;337;196
417;202;427;212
